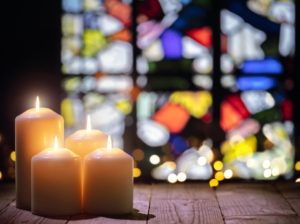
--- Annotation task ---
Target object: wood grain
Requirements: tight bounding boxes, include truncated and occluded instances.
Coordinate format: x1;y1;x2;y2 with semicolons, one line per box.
0;184;15;212
0;183;299;224
149;183;224;224
216;183;296;218
276;182;300;216
276;182;300;199
67;184;151;224
225;215;300;224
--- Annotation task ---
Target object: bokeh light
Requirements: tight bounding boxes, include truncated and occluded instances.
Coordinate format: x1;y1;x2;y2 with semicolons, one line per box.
263;169;272;178
215;171;224;181
149;154;160;165
167;173;177;184
224;169;233;179
10;151;16;162
295;161;300;171
132;149;145;161
213;161;223;171
209;179;219;188
197;156;207;166
133;168;141;178
177;172;187;182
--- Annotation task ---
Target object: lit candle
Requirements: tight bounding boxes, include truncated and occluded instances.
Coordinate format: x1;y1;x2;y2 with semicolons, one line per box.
65;115;107;158
31;137;81;216
15;97;64;210
83;136;133;215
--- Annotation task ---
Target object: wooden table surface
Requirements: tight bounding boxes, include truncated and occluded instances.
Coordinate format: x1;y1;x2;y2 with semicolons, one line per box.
0;182;299;224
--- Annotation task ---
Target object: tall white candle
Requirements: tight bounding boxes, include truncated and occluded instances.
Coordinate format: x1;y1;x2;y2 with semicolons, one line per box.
83;136;133;215
65;115;107;158
65;115;108;205
31;137;81;216
15;97;64;210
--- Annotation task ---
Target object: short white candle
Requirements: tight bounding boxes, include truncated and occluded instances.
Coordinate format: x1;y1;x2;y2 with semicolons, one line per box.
83;136;133;215
65;115;107;158
15;96;64;210
31;137;81;216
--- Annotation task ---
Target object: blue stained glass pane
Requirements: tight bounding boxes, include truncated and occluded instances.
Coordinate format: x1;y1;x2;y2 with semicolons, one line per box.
171;5;206;31
83;12;99;29
228;0;280;34
241;58;283;75
63;0;81;13
237;76;277;90
161;29;182;59
170;134;189;155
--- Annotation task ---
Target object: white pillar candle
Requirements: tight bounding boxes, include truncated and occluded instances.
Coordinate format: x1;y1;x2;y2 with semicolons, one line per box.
31;137;81;216
65;115;107;206
15;97;64;210
65;115;107;158
83;136;133;215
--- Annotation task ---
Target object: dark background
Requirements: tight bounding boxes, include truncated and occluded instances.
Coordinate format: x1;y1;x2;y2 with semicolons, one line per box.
0;1;61;147
0;1;299;178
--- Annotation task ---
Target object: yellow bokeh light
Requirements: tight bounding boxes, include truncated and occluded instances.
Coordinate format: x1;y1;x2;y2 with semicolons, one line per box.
209;179;219;188
296;178;300;183
213;161;223;171
133;168;141;178
295;161;300;171
0;171;2;180
149;154;160;165
215;171;224;181
10;151;16;162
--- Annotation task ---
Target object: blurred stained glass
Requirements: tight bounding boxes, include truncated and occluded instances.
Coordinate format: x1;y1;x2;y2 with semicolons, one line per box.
220;0;295;180
136;0;214;181
61;0;296;182
61;0;133;148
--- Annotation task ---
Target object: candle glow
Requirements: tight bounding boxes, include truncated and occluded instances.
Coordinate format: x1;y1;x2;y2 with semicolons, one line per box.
107;136;112;152
35;96;40;112
86;115;92;131
53;136;59;150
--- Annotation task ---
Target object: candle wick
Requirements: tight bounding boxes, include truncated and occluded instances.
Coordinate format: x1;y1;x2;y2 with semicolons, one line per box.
107;136;112;152
35;96;40;112
86;114;92;131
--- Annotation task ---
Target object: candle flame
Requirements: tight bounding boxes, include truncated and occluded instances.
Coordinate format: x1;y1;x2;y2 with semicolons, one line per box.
107;136;112;152
86;114;92;131
54;136;59;149
35;96;40;112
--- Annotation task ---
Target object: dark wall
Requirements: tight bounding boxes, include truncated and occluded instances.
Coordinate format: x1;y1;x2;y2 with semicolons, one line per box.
0;1;61;147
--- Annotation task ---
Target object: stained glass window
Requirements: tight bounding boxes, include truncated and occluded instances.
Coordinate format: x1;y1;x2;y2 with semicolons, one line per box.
219;0;295;180
135;0;214;181
61;0;133;148
61;0;296;182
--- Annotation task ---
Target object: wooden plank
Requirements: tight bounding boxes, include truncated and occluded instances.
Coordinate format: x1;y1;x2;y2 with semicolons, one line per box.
0;184;15;212
216;183;296;218
6;201;44;224
276;182;300;199
40;218;68;224
225;215;300;224
0;201;21;224
67;184;151;224
148;199;224;224
276;182;300;217
149;183;224;224
285;198;300;216
151;183;217;200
